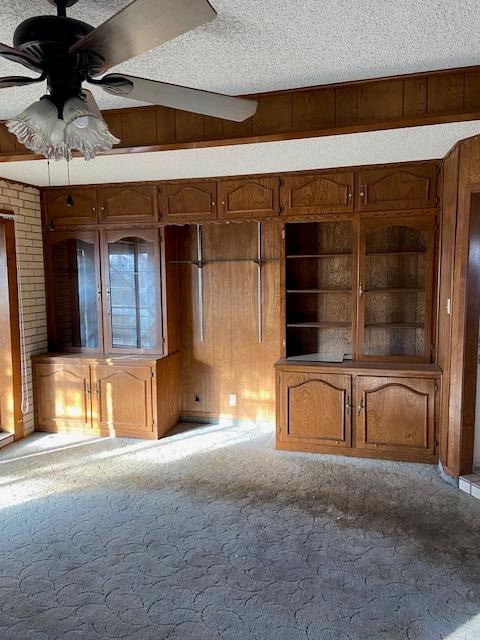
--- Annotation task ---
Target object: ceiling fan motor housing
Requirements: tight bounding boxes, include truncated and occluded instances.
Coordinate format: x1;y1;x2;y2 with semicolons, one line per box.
13;15;103;109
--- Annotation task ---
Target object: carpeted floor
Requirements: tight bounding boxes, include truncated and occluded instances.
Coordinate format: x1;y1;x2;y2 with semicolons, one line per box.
1;422;480;640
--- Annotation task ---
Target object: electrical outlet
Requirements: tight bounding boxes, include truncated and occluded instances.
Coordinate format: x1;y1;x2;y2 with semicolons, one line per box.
229;394;237;407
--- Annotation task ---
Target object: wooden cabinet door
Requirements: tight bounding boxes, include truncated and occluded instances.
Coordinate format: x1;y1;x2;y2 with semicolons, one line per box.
277;371;351;448
356;164;437;212
354;376;436;459
159;181;217;222
217;177;280;219
33;362;92;432
98;185;157;223
281;172;354;215
92;364;154;437
43;189;98;228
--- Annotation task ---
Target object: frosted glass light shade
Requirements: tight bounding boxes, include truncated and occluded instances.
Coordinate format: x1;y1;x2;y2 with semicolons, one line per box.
64;96;120;161
6;96;66;159
6;94;120;161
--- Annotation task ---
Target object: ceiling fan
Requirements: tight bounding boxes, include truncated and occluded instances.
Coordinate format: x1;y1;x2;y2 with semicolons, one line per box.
0;0;258;160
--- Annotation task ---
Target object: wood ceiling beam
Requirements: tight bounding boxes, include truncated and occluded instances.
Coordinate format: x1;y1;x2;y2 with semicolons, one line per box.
1;65;480;161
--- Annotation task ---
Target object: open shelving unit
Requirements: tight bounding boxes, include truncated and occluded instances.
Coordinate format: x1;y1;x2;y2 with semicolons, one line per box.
285;220;353;362
283;216;434;363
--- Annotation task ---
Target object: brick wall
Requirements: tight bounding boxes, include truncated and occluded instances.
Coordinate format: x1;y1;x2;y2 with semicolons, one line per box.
0;179;47;436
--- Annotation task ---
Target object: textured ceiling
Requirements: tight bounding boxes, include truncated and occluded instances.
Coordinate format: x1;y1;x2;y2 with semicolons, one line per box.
1;121;479;187
0;0;479;117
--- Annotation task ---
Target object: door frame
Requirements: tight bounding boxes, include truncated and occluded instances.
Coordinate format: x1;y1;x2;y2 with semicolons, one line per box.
0;215;23;438
458;192;480;474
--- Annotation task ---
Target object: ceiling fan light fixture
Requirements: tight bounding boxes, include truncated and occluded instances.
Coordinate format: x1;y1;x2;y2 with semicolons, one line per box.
63;95;120;161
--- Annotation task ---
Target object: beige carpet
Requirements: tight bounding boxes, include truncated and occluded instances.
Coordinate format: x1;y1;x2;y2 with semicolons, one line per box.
0;422;480;640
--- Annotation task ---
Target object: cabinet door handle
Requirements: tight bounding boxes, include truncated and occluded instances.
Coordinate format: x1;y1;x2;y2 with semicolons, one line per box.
359;184;367;203
346;396;351;412
357;399;364;416
359;282;364;297
347;189;353;203
105;288;112;316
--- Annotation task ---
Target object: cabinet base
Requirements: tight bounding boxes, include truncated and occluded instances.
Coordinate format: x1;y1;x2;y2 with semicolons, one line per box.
276;440;437;464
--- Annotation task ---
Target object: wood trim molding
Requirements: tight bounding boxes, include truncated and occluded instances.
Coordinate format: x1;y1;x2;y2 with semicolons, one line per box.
2;65;480;162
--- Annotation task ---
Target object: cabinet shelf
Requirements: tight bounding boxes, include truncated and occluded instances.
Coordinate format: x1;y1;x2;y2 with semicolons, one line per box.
366;251;426;257
287;289;352;294
286;253;352;259
365;322;424;329
287;322;351;328
364;288;424;294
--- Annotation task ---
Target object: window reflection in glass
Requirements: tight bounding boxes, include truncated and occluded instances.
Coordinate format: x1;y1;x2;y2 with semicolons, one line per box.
52;239;99;349
107;237;158;350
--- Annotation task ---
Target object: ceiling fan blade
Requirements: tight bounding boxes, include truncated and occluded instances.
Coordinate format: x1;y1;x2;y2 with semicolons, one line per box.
70;0;216;74
90;73;258;122
0;74;44;89
0;43;43;72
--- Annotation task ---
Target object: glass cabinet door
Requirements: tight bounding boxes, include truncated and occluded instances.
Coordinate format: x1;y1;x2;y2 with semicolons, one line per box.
48;231;102;351
358;215;434;362
103;229;163;353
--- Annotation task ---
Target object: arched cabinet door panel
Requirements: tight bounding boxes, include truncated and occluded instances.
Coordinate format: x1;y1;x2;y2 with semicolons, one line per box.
217;177;280;219
356;164;437;211
354;376;436;457
33;363;92;432
43;188;98;228
160;181;217;222
98;186;157;223
91;364;153;437
277;372;352;448
281;172;354;215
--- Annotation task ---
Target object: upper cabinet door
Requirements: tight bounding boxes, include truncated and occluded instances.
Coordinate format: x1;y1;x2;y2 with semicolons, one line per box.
217;177;280;219
43;188;98;228
98;186;157;223
281;171;354;215
160;181;217;222
356;164;437;212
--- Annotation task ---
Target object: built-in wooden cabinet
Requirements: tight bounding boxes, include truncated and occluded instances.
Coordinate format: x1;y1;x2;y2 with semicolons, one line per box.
217;177;280;219
281;171;354;216
356;164;437;212
41;162;439;227
43;188;98;228
276;362;439;462
277;371;351;448
33;353;180;439
160;181;217;222
98;185;157;223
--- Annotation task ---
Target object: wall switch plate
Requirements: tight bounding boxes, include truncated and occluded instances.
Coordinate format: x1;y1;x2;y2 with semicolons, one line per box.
229;394;237;407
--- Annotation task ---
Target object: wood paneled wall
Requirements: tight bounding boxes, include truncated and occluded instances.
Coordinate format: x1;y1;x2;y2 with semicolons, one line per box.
169;222;281;424
2;66;480;160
